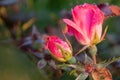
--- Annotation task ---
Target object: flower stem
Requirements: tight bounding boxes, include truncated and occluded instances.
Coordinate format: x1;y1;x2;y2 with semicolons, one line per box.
92;55;96;64
74;45;90;56
89;45;97;64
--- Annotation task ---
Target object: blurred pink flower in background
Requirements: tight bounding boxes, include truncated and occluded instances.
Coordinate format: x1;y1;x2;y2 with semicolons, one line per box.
46;36;72;62
63;3;104;45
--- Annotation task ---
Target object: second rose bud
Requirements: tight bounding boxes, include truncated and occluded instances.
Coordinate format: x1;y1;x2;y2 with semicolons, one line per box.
45;36;72;62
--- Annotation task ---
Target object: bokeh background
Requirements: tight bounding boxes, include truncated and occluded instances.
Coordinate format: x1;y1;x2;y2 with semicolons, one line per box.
0;0;120;80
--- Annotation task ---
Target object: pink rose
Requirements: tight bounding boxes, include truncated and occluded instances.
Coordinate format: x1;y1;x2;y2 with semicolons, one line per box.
46;36;72;62
63;3;104;45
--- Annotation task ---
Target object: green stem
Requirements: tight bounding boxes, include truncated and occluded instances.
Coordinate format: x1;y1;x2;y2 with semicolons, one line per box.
92;54;96;64
89;45;97;64
74;45;90;56
89;75;93;80
57;64;77;69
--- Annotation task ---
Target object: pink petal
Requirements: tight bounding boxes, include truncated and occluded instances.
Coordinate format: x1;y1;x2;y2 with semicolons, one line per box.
46;36;72;58
63;19;90;45
63;3;104;45
63;19;84;35
52;36;71;52
47;41;63;58
72;4;104;41
72;5;93;39
87;7;104;40
95;24;102;38
67;26;74;36
74;31;90;45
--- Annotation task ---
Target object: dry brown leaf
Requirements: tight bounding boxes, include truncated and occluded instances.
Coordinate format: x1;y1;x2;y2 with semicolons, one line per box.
85;63;93;73
22;18;35;31
92;68;112;80
110;5;120;16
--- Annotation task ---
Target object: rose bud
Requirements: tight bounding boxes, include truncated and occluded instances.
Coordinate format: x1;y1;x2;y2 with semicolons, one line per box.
63;3;104;46
45;36;72;62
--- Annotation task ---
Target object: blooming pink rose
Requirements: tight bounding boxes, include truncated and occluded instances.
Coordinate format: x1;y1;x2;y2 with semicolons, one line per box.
46;36;72;62
63;3;104;45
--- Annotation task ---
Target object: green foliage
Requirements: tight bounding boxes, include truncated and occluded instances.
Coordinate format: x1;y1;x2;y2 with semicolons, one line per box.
97;56;120;68
0;43;50;80
59;72;76;80
0;0;120;80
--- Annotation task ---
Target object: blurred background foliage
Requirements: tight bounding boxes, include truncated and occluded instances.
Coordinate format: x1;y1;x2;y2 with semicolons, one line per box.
0;0;120;80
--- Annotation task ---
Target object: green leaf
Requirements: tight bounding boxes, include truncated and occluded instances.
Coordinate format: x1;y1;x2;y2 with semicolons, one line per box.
97;56;120;69
59;72;76;80
75;72;88;80
70;69;78;76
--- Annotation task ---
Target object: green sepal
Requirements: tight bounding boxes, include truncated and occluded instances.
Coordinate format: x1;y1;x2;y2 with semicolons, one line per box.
48;50;66;62
67;57;76;64
89;45;97;56
56;43;72;61
63;33;73;52
100;26;108;42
